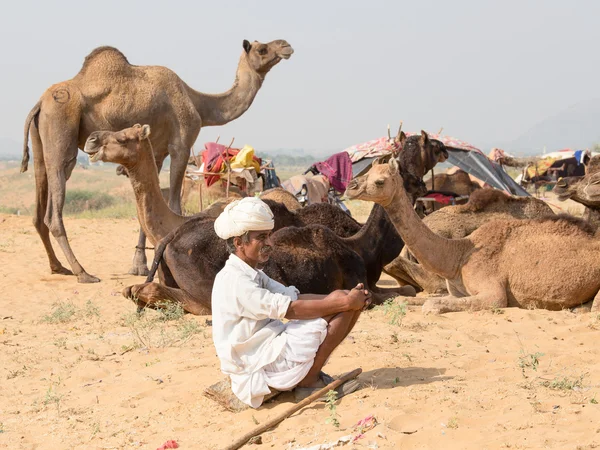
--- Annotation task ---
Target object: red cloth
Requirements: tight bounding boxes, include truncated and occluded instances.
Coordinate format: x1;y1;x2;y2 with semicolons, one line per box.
424;193;453;205
200;142;263;187
314;152;353;193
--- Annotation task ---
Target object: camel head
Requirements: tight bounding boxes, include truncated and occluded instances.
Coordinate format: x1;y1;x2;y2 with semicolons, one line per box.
345;158;402;206
430;137;449;164
84;124;151;166
242;39;294;75
553;172;600;207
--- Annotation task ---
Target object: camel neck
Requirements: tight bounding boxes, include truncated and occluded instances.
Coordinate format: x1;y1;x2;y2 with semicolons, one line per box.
384;182;471;279
185;54;264;127
127;145;186;244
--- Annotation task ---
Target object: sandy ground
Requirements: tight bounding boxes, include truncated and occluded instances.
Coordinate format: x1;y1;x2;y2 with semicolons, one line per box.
1;204;600;450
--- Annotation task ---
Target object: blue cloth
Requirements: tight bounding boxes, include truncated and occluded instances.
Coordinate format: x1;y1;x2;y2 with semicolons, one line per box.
574;150;584;165
263;161;280;189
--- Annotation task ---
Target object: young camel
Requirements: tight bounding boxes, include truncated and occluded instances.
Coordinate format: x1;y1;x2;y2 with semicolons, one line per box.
83;126;411;313
345;158;600;314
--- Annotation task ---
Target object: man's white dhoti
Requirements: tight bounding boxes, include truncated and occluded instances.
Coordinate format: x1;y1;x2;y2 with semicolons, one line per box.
263;318;328;391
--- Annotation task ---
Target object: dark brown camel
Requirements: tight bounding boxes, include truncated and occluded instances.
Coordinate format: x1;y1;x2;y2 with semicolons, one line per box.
393;130;449;205
21;40;293;282
128;201;412;314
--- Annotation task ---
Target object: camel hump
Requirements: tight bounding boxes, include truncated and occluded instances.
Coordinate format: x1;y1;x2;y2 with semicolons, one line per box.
77;46;131;75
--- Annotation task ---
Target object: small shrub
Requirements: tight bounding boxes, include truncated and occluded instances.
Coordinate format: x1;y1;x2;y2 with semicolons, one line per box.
325;390;340;428
63;189;115;215
83;300;100;318
518;351;544;375
447;416;459;429
377;298;407;326
541;374;585;391
42;301;78;324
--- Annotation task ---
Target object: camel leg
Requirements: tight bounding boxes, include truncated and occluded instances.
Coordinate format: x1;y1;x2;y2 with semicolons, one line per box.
421;286;507;315
127;159;168;276
38;112;99;283
167;145;188;215
129;231;150;276
590;290;600;313
370;285;417;306
122;282;211;315
30;124;72;275
384;256;447;294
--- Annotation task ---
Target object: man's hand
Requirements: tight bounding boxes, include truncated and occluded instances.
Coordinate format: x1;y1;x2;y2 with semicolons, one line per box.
347;283;372;311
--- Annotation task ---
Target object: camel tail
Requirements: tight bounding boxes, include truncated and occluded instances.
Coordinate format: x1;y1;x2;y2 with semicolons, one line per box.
21;101;41;173
145;231;178;283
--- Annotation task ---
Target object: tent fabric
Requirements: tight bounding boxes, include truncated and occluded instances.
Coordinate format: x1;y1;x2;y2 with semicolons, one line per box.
342;133;530;197
314;152;353;193
343;137;398;163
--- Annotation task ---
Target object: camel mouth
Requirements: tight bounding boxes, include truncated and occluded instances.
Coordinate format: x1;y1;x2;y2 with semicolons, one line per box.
344;186;364;200
83;144;103;163
278;46;294;60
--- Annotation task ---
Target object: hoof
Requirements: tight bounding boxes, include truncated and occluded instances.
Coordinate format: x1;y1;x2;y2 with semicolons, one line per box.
77;272;101;283
398;285;417;297
128;265;149;277
51;266;74;276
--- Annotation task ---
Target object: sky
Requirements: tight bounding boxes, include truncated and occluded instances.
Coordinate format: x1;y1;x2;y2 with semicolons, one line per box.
2;0;600;155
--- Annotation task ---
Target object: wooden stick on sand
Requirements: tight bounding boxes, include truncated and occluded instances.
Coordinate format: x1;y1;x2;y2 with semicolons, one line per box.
222;368;362;450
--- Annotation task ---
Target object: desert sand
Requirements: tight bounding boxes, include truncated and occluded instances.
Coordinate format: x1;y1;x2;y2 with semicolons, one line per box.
1;197;599;450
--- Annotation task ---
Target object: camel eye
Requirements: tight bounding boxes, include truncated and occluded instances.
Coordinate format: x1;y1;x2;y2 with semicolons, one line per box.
258;48;268;56
375;180;385;187
116;136;128;144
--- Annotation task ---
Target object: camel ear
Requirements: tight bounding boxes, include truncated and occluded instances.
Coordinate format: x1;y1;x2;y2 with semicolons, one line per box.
420;130;429;147
398;131;407;147
140;125;151;140
243;40;252;54
389;157;399;175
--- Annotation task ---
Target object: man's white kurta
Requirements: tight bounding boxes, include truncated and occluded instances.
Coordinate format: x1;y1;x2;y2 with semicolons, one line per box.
211;254;300;408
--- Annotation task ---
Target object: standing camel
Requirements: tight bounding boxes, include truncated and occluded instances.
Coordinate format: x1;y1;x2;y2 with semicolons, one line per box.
21;40;293;282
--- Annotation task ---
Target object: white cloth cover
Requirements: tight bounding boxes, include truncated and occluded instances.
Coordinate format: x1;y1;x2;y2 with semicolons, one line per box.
214;197;274;240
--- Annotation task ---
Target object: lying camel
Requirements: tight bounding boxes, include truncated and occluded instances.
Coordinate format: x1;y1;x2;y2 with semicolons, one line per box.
83;125;411;313
384;189;554;293
553;155;600;228
346;157;600;313
135;201;410;314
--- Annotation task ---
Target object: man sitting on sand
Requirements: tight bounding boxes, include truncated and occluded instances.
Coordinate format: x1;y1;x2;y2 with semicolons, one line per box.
211;197;370;408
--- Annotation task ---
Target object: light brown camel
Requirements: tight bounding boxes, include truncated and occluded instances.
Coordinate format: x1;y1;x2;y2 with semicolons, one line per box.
260;187;302;211
553;155;600;227
345;158;600;313
425;169;481;197
83;126;411;313
384;189;555;293
21;39;293;282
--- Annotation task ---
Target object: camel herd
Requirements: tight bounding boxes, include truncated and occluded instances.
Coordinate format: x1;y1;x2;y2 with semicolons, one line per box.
21;41;600;315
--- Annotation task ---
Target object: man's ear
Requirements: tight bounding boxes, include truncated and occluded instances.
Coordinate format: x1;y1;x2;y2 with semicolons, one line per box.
233;236;242;248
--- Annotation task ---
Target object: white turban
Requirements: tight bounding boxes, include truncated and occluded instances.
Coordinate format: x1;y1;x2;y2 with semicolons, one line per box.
214;197;275;240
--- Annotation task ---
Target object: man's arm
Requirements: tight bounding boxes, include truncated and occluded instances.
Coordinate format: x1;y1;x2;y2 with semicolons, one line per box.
285;288;370;320
285;297;352;320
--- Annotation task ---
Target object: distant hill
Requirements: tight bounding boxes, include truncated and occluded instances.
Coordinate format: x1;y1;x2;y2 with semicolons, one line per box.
0;137;21;160
508;98;600;155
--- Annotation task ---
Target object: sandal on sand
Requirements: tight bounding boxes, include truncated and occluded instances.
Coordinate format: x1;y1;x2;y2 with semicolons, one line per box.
294;374;361;402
